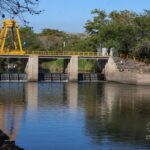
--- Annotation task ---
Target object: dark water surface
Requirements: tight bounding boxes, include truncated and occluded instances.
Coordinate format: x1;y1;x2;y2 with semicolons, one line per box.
0;82;150;150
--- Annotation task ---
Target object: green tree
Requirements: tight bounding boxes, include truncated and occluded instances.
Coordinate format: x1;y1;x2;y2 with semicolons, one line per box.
20;27;42;50
38;29;67;50
85;9;150;59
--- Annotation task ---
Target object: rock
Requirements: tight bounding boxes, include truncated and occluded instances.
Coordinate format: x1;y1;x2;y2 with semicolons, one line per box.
0;130;23;150
0;130;9;142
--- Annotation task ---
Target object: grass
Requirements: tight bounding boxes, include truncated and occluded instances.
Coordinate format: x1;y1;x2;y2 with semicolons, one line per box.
41;59;96;73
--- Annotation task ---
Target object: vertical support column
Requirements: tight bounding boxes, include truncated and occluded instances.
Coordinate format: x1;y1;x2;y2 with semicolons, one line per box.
25;56;39;82
67;56;78;82
15;25;23;52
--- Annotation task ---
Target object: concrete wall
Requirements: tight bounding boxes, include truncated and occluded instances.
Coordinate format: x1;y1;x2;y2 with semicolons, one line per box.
67;56;78;82
105;57;150;85
25;56;39;82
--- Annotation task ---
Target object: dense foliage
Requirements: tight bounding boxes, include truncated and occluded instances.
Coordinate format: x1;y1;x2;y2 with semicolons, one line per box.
19;28;94;51
85;9;150;60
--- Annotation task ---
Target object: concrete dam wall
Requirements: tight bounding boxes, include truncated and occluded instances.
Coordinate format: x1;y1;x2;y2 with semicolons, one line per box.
105;57;150;85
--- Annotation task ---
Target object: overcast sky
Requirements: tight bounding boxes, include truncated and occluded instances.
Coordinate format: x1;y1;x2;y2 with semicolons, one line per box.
24;0;150;33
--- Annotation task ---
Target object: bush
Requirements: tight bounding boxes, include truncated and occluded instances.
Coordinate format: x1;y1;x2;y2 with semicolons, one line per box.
132;39;150;60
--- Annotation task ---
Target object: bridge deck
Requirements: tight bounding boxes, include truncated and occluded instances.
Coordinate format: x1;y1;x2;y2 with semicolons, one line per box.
0;51;109;59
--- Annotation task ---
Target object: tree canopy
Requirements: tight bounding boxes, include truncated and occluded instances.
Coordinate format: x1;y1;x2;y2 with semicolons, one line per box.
85;9;150;60
19;27;93;51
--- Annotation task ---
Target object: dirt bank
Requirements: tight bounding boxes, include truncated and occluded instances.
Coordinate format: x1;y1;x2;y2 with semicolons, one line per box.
114;57;150;73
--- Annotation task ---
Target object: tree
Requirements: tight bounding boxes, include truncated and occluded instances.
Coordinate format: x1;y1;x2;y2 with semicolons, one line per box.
20;27;42;50
0;0;41;23
85;9;150;59
38;29;66;50
132;38;150;61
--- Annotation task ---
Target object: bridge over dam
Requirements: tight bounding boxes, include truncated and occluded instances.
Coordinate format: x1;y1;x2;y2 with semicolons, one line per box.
0;20;109;82
0;51;109;82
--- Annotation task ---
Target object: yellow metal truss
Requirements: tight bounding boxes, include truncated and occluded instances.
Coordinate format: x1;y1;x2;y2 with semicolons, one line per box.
0;20;25;54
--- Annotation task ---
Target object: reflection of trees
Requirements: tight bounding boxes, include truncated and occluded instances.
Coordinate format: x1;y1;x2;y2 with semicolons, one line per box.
0;83;26;141
81;83;150;147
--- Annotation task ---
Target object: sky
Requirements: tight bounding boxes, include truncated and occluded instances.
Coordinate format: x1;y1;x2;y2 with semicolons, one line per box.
25;0;150;33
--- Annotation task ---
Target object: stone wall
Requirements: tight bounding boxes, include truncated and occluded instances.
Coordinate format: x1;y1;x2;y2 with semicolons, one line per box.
105;57;150;85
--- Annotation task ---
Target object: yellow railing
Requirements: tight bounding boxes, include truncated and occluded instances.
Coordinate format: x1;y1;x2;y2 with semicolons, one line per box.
27;51;103;56
0;51;26;55
0;50;109;57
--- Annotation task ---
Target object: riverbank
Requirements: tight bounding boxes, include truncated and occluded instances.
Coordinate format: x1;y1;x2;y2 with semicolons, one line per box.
105;57;150;85
0;130;23;150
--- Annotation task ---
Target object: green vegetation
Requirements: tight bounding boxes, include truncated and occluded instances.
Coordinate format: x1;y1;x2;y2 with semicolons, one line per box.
40;59;96;73
41;59;64;73
19;9;150;62
20;28;95;51
20;27;41;50
85;9;150;61
19;27;97;72
79;60;96;72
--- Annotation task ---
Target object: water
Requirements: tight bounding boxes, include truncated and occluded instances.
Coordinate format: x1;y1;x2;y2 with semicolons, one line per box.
0;82;150;150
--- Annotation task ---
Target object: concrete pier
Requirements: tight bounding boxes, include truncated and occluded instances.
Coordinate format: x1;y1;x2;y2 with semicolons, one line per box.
25;56;39;82
67;56;78;82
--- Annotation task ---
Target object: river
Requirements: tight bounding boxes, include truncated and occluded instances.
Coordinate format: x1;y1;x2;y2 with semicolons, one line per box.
0;82;150;150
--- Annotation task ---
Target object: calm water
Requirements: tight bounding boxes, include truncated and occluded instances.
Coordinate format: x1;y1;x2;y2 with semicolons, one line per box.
0;82;150;150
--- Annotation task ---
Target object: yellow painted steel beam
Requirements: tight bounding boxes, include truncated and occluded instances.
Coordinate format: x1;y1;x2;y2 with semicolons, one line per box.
0;27;8;52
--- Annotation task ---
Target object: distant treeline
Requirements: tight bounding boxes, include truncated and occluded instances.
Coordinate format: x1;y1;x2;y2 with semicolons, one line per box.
18;28;94;52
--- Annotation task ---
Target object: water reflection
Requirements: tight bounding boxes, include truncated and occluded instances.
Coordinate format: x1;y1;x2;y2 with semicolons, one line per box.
0;82;150;149
0;83;25;141
81;83;150;149
25;83;38;112
67;83;78;111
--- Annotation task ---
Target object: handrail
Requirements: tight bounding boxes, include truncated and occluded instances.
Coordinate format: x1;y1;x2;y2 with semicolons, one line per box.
0;50;109;57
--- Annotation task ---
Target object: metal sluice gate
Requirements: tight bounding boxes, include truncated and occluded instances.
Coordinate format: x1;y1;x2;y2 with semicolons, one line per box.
0;73;27;82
